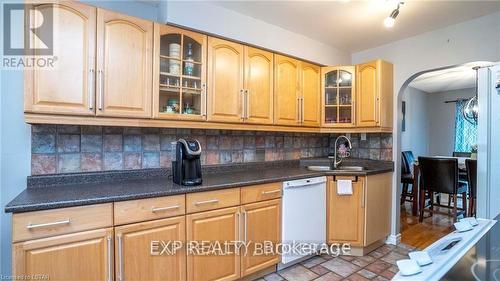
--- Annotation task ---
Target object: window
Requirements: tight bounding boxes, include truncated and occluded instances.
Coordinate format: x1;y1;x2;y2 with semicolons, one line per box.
454;100;477;152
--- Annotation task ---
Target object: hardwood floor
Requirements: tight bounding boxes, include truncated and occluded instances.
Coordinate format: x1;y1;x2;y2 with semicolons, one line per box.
400;194;459;249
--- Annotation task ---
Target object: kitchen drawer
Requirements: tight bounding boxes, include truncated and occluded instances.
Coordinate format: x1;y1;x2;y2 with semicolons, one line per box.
241;182;282;204
12;203;113;242
114;194;185;225
186;188;240;214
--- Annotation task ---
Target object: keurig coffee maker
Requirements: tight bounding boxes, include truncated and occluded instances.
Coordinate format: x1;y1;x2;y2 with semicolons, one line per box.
172;138;202;186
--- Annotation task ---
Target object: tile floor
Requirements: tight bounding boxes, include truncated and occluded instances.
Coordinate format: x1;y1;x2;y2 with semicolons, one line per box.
256;243;415;281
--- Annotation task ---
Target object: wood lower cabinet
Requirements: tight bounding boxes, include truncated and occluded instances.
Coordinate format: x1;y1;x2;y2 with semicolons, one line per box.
207;37;245;123
96;8;153;118
274;55;300;126
327;173;392;250
244;47;274;125
327;176;365;246
300;62;321;127
114;217;186;281
241;199;281;277
24;2;96;116
186;206;241;281
13;228;114;281
356;60;393;129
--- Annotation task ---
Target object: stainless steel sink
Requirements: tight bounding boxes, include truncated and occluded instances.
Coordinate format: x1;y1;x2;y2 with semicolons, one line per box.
306;165;366;171
306;166;332;171
336;166;366;171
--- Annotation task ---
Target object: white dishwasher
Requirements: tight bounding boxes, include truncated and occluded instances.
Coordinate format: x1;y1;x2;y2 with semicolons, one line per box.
279;176;327;269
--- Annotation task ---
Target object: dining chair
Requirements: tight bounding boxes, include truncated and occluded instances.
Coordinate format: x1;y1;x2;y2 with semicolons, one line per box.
466;159;477;217
400;151;414;205
418;157;468;222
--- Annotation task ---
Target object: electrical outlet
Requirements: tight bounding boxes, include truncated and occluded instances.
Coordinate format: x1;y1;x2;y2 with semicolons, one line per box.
361;133;367;141
346;133;351;139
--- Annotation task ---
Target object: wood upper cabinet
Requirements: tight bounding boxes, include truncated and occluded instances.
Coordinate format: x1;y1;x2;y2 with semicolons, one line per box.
356;60;393;128
207;37;245;123
186;206;240;281
13;228;114;281
241;199;281;277
274;55;300;126
24;2;96;116
321;66;356;127
327;176;365;246
300;62;321;127
96;9;153;118
244;47;274;124
153;25;207;120
114;217;186;281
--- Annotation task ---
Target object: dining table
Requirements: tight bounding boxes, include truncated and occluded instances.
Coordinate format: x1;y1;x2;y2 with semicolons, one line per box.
410;156;471;216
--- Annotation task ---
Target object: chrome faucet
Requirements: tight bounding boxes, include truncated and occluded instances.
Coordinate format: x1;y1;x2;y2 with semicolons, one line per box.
329;135;353;169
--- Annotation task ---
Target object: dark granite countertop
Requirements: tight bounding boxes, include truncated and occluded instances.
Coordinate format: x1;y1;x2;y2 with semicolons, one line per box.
5;158;393;213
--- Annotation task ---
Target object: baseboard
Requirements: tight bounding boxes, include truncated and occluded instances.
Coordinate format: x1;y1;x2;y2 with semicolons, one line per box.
385;233;401;245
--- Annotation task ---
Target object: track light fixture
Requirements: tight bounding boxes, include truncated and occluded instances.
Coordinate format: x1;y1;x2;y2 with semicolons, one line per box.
384;2;404;28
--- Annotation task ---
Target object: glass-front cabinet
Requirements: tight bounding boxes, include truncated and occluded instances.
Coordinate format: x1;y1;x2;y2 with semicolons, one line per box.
321;66;355;127
154;25;207;120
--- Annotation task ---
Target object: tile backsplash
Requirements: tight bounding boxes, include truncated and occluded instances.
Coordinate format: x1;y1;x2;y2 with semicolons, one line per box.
30;125;392;175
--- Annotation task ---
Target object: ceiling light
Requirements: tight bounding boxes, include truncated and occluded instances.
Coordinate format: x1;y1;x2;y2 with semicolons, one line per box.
384;2;403;28
463;66;480;125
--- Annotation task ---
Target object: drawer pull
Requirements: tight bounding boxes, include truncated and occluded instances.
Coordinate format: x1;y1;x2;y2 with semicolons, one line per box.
262;189;281;195
107;236;112;281
151;205;180;213
27;219;70;230
194;199;219;206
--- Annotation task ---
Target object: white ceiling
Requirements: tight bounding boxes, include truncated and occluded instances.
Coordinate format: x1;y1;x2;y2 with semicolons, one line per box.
408;61;492;93
208;0;500;52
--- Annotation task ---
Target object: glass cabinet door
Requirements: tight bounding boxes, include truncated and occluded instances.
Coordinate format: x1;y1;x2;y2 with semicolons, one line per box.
156;25;206;119
321;66;355;126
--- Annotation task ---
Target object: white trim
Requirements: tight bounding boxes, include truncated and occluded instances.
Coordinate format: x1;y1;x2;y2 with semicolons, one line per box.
386;233;401;245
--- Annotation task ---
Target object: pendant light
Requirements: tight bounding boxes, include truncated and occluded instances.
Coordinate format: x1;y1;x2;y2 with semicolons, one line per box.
463;67;479;125
384;2;404;28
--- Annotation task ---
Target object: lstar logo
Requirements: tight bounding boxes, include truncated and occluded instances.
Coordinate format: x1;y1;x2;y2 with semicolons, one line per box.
3;3;53;56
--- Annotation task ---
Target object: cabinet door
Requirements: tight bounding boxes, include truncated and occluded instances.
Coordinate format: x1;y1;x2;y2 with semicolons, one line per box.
241;199;281;277
153;24;207;120
327;176;365;246
115;216;185;281
96;9;153;118
274;55;300;126
356;61;379;127
207;37;244;123
186;207;240;281
301;62;321;127
13;228;113;281
244;47;274;124
24;2;96;116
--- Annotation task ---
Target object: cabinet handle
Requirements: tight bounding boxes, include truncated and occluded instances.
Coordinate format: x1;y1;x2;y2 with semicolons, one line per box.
297;98;301;123
107;236;113;281
243;210;248;243
117;235;123;281
301;97;305;123
245;89;250;120
361;184;365;208
98;70;103;110
262;189;281;195
201;83;207;117
151;205;179;213
240;89;245;119
236;211;241;242
194;199;219;206
88;68;94;110
27;219;70;229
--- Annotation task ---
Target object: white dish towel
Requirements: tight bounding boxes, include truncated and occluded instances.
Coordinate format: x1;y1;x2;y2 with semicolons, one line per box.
337;180;353;195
